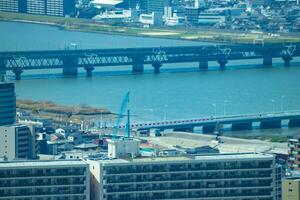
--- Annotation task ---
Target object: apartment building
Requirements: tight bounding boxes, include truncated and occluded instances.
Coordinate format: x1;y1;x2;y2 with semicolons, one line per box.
282;176;300;200
88;153;278;200
0;124;37;160
0;0;75;17
288;136;300;170
0;160;90;200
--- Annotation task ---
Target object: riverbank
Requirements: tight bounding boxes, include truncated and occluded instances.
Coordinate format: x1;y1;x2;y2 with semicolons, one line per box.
1;11;300;44
17;99;115;126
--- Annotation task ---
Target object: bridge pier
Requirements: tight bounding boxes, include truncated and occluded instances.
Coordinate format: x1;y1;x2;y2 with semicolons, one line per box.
263;57;272;67
199;61;208;70
173;126;194;132
283;56;293;67
218;60;228;70
288;119;300;128
84;66;94;77
260;120;281;129
202;125;216;133
152;62;162;74
132;56;144;73
13;68;23;80
0;59;6;75
231;122;253;131
62;57;78;77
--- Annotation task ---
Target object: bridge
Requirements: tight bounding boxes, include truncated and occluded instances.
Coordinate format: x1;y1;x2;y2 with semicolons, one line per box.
128;111;300;133
0;43;299;80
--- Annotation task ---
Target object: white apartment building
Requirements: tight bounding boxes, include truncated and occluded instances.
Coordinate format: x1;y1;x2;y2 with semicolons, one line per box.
0;160;90;200
88;153;278;200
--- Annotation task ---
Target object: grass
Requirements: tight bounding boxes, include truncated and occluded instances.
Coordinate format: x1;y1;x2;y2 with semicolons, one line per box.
1;11;300;44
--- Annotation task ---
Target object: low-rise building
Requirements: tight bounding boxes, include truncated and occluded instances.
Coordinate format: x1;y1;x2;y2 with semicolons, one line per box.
88;152;278;200
0;160;90;200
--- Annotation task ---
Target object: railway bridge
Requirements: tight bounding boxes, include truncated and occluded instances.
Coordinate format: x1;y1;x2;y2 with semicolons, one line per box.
0;43;299;80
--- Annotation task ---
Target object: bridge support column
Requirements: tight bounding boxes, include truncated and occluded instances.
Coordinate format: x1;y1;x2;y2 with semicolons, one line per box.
84;66;94;77
260;120;281;129
231;122;253;131
283;56;293;67
199;61;208;70
202;125;216;133
288;119;300;128
132;56;144;73
152;62;162;74
62;57;78;77
0;59;6;81
13;68;23;80
218;60;228;70
263;57;272;67
174;126;194;132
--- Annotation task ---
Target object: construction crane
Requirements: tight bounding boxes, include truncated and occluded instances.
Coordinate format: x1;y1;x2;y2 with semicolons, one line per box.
113;92;130;139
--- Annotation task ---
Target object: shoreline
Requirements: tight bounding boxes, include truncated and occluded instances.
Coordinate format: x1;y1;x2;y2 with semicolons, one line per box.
1;11;300;44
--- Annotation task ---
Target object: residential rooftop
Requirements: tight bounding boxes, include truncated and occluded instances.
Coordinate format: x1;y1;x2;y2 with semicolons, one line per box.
0;159;87;168
99;152;274;165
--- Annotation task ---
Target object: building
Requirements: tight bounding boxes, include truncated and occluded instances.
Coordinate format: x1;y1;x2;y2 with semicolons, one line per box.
107;138;140;159
0;0;75;17
282;176;300;200
88;153;278;200
288;136;300;170
140;12;163;26
140;0;164;14
0;124;37;160
0;160;90;200
0;0;18;12
185;7;200;25
0;82;16;126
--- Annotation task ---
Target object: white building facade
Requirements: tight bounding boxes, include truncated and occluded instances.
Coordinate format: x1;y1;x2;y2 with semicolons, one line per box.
88;153;278;200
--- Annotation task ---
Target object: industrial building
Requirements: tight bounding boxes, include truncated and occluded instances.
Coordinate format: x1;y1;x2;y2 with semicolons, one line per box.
0;160;90;200
0;82;16;126
0;124;37;160
88;140;279;200
0;0;75;16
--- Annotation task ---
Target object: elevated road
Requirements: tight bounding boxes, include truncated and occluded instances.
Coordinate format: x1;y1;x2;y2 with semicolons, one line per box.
128;111;300;133
0;43;299;80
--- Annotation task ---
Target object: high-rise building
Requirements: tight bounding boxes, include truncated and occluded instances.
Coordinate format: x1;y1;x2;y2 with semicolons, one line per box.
88;153;278;200
140;0;164;13
282;176;300;200
0;82;16;126
288;136;300;170
0;0;18;12
0;0;75;17
0;124;38;160
0;160;90;199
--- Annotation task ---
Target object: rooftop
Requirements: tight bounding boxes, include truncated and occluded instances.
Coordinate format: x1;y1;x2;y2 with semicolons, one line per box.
0;160;87;168
99;153;273;165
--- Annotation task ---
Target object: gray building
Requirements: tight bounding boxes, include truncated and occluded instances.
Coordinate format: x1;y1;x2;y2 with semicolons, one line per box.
0;82;16;126
0;160;90;200
0;0;18;12
88;153;278;200
140;0;164;14
0;124;37;160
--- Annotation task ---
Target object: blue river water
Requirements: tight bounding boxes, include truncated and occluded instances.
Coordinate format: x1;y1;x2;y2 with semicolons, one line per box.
1;21;300;136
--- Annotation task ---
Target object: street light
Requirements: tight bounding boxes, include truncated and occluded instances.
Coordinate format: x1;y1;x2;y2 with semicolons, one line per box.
270;99;275;112
149;109;154;122
211;104;217;116
280;96;285;112
164;104;168;121
223;100;228;116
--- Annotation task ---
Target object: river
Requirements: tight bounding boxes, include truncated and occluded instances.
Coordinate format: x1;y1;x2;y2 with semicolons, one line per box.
1;21;300;137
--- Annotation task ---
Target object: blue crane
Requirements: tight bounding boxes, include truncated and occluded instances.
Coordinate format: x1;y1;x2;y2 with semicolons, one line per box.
113;92;130;139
